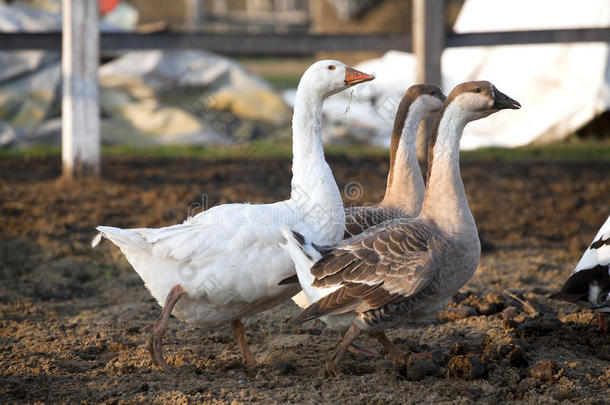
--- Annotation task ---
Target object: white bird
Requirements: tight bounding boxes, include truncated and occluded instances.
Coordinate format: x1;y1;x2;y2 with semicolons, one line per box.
282;81;520;374
551;215;610;331
92;60;375;370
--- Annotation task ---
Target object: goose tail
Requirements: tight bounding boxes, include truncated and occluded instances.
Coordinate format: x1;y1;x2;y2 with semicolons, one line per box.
279;228;322;286
92;226;149;252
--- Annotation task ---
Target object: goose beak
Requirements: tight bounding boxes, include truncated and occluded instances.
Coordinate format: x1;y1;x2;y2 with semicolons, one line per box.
344;67;375;87
493;88;521;110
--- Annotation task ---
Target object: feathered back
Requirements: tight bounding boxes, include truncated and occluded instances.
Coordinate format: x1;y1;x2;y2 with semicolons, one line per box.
574;215;610;273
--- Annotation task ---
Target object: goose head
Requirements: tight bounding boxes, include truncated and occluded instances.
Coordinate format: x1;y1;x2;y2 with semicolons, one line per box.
297;60;375;99
405;84;446;118
391;84;446;149
445;80;520;122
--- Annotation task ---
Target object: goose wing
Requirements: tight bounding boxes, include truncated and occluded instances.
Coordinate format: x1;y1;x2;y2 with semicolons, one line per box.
138;202;293;263
343;206;402;238
574;215;610;273
297;218;438;322
551;215;610;305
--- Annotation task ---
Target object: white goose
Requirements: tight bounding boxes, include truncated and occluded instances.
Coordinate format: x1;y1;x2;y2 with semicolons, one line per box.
92;60;374;370
283;81;520;374
551;215;610;331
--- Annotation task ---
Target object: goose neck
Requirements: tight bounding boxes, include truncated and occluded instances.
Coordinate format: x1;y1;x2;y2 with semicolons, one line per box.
382;106;425;215
290;88;325;196
420;104;475;236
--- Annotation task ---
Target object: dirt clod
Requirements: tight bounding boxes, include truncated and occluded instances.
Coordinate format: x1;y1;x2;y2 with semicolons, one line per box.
515;377;539;395
430;349;450;366
502;306;519;321
447;354;488;379
450;342;470;356
529;360;558;381
477;302;498;315
508;345;529;368
402;353;440;380
478;293;505;315
514;321;541;338
503;319;520;330
440;305;478;321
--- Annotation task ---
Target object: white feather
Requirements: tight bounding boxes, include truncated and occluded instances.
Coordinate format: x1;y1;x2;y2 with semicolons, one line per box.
92;61;361;328
280;228;354;330
574;215;610;273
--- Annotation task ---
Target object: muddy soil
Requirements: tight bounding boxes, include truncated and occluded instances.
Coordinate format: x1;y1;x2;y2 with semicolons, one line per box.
1;154;609;404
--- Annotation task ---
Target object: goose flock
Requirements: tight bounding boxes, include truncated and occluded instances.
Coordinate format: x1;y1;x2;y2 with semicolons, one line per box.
93;59;609;375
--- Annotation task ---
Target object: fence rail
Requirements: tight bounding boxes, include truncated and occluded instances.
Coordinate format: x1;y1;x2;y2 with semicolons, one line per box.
1;27;609;54
447;27;610;47
0;32;410;54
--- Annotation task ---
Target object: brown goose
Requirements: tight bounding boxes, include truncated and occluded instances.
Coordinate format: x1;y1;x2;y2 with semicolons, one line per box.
343;84;446;238
285;84;445;355
282;81;520;374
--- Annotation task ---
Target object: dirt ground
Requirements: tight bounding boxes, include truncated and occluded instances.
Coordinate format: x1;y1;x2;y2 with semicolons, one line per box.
1;153;609;404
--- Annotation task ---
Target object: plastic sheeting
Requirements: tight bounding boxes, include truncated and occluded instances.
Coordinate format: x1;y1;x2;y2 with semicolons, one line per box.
320;0;610;149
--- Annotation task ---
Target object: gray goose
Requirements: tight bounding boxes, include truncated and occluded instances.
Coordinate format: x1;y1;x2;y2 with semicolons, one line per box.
283;81;520;374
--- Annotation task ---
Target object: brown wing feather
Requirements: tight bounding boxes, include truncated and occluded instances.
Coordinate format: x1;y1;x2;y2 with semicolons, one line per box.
299;218;436;322
344;206;405;238
295;282;399;324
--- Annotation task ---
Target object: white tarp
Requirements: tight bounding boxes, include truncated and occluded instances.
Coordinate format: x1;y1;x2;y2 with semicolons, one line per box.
320;0;610;149
98;50;291;146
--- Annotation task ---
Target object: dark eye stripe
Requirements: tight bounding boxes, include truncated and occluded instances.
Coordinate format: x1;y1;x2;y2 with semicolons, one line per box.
328;65;336;70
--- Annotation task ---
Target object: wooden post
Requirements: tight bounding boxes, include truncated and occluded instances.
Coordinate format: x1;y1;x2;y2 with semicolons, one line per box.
62;0;100;178
413;0;444;162
212;0;227;15
185;0;203;31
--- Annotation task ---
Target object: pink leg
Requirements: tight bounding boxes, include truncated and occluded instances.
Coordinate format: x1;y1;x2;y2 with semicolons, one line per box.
599;313;607;332
373;332;406;370
148;285;186;371
348;343;382;358
324;323;363;376
230;319;256;366
338;329;380;358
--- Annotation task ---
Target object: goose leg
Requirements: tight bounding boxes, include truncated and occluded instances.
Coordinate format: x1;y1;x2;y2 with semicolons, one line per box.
348;343;382;358
599;313;607;332
230;319;256;366
148;284;186;371
324;323;362;377
338;329;380;357
373;332;406;370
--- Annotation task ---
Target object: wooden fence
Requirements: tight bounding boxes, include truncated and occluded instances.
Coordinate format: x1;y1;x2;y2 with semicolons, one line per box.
1;0;609;177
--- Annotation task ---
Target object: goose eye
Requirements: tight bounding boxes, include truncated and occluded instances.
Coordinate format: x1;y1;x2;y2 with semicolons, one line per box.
328;65;336;70
474;88;481;93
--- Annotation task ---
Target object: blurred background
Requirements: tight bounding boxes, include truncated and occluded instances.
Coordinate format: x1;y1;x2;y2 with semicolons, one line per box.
2;2;610;403
1;0;609;156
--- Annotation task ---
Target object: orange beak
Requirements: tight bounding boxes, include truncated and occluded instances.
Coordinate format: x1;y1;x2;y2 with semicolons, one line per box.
344;66;375;87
